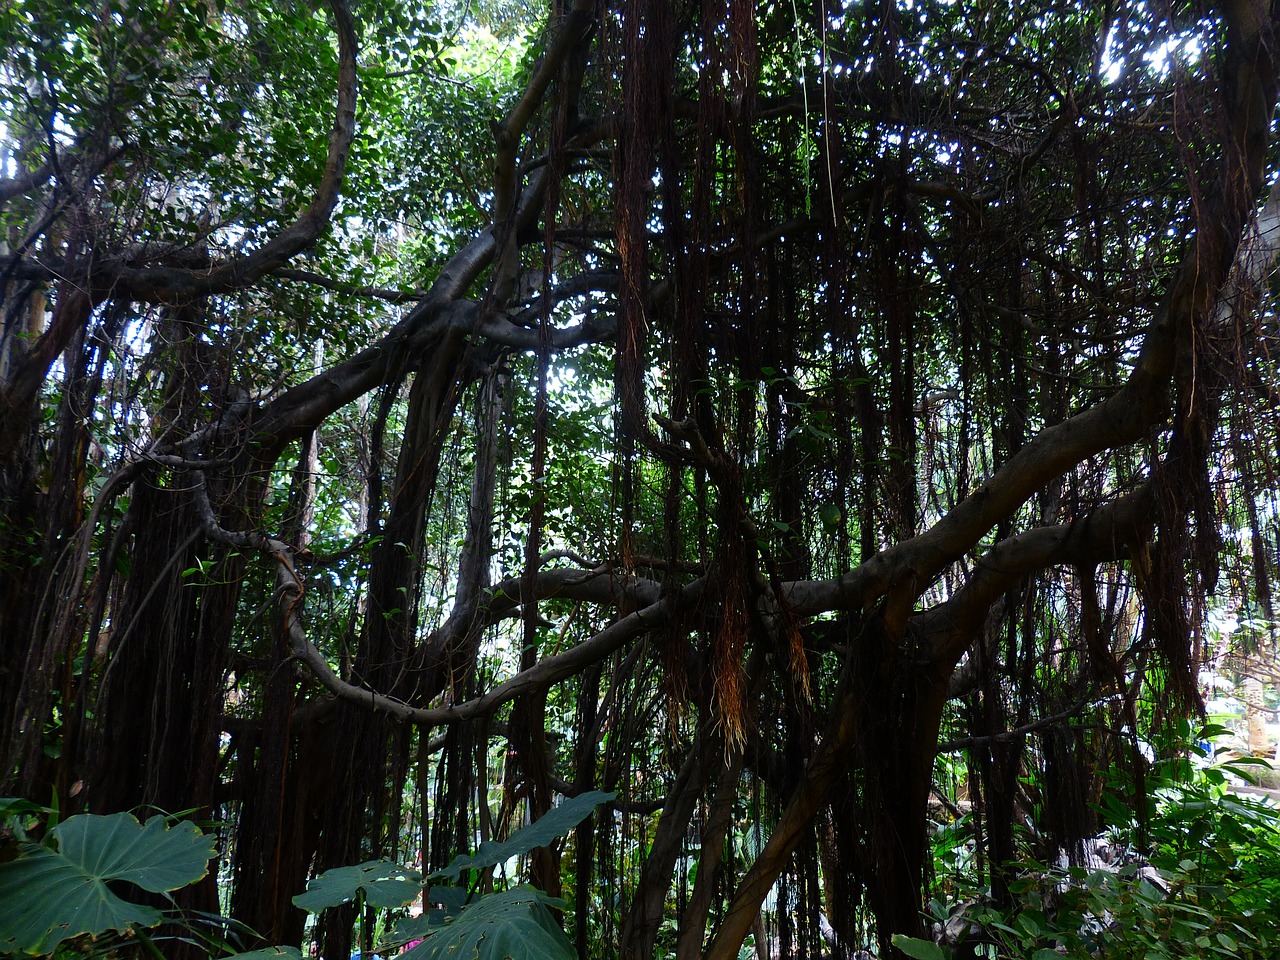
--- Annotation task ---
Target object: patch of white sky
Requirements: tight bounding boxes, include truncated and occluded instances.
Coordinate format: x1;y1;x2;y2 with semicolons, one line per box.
0;63;12;179
876;4;1211;171
1100;19;1205;85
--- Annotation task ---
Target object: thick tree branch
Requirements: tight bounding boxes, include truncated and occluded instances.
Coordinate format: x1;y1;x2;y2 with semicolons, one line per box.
106;0;358;303
275;579;700;726
705;8;1280;956
784;7;1279;625
247;116;611;454
936;697;1094;753
192;466;703;725
492;0;596;226
273;268;427;303
915;484;1153;666
0;156;61;205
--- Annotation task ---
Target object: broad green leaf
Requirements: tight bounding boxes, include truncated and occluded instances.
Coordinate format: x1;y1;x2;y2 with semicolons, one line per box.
0;798;52;818
385;914;437;949
382;886;467;948
427;885;469;911
818;502;841;531
400;886;572;960
225;949;306;960
1015;911;1043;937
431;791;614;882
293;859;422;913
890;934;946;960
1197;723;1236;741
0;812;216;954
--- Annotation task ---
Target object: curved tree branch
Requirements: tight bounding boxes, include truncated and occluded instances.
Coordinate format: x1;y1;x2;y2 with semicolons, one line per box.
107;0;359;303
705;6;1280;956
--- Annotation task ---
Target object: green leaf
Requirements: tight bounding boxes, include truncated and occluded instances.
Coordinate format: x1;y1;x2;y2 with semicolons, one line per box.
381;886;468;948
1015;911;1043;937
818;502;841;531
1197;723;1235;741
431;791;614;882
428;885;469;911
401;886;573;960
0;813;216;954
0;798;53;819
225;949;306;960
293;859;422;913
890;934;946;960
1222;755;1272;767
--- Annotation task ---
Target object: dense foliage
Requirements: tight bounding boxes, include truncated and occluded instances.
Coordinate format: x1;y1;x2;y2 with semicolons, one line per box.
3;1;1280;958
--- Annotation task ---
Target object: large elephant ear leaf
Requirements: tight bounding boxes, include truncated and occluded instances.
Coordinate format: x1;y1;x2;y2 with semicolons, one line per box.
0;812;217;955
401;886;574;960
292;859;422;913
431;790;614;882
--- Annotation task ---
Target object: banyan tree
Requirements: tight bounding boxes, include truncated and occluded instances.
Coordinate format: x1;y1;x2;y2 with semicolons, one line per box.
3;0;1280;957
